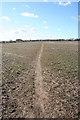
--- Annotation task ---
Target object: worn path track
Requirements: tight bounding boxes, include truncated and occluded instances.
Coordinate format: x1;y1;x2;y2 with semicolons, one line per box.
34;43;48;117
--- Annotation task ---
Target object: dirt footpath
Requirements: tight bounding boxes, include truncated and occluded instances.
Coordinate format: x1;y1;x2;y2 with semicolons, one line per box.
34;43;48;117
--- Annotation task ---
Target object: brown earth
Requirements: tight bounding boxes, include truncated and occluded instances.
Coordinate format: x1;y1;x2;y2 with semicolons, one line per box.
2;42;78;118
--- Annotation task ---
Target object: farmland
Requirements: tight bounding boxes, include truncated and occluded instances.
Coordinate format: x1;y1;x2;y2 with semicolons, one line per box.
2;41;78;118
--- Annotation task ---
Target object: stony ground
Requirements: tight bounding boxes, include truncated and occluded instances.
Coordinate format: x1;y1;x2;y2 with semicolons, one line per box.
2;41;79;118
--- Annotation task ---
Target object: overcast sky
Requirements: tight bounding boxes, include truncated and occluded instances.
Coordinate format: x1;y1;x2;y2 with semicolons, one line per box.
0;1;78;41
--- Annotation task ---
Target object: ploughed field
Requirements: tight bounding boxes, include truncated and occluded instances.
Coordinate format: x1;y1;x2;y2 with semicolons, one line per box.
2;41;78;118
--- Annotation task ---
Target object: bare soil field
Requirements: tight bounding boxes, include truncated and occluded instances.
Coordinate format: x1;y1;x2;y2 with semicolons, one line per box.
2;41;78;118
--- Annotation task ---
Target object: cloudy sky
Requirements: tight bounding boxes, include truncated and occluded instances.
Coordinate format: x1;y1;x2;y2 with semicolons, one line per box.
0;1;78;41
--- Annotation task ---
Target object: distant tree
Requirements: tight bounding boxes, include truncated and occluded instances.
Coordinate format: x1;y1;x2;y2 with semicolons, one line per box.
9;40;13;43
75;38;80;41
16;39;23;42
2;41;6;43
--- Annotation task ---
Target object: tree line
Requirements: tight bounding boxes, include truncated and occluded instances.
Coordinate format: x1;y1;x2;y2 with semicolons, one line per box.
0;38;80;43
